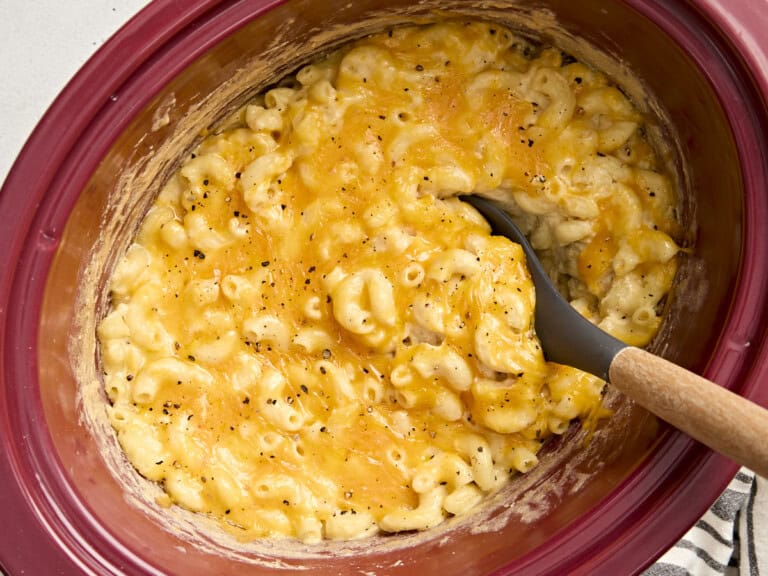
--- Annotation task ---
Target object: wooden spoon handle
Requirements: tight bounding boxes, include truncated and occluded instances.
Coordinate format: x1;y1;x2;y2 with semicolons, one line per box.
609;346;768;478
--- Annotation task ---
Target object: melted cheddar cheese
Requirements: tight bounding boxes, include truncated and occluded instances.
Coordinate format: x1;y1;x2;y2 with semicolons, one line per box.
98;21;680;542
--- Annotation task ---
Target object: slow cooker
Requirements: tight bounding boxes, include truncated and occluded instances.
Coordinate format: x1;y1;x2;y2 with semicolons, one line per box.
1;0;767;574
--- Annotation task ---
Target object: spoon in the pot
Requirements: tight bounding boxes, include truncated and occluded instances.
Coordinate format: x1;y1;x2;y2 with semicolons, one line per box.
462;194;768;478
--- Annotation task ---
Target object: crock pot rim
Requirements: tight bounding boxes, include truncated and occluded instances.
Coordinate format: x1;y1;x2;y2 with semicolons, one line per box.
1;1;767;575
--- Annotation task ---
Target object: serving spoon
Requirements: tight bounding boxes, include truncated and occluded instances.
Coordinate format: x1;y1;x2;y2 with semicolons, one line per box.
462;195;768;478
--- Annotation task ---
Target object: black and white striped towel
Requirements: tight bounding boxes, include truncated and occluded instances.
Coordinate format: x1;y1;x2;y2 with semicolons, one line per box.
645;469;766;576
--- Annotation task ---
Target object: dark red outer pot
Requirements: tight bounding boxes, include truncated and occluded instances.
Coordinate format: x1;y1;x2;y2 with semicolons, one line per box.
1;0;767;575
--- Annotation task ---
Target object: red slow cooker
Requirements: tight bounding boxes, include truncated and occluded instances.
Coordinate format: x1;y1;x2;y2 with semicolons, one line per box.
1;1;767;574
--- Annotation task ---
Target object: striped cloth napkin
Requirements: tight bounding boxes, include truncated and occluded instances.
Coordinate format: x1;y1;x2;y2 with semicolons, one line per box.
645;469;767;575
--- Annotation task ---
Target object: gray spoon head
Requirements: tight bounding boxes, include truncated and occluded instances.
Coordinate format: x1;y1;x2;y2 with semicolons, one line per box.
461;195;626;382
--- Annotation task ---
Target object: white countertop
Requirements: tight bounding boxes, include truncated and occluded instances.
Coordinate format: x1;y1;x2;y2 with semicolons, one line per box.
0;0;151;185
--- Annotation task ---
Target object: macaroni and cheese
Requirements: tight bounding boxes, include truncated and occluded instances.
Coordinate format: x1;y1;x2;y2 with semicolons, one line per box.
98;21;681;542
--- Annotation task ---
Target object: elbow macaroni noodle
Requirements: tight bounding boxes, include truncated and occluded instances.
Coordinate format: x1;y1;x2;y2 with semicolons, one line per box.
98;21;681;542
